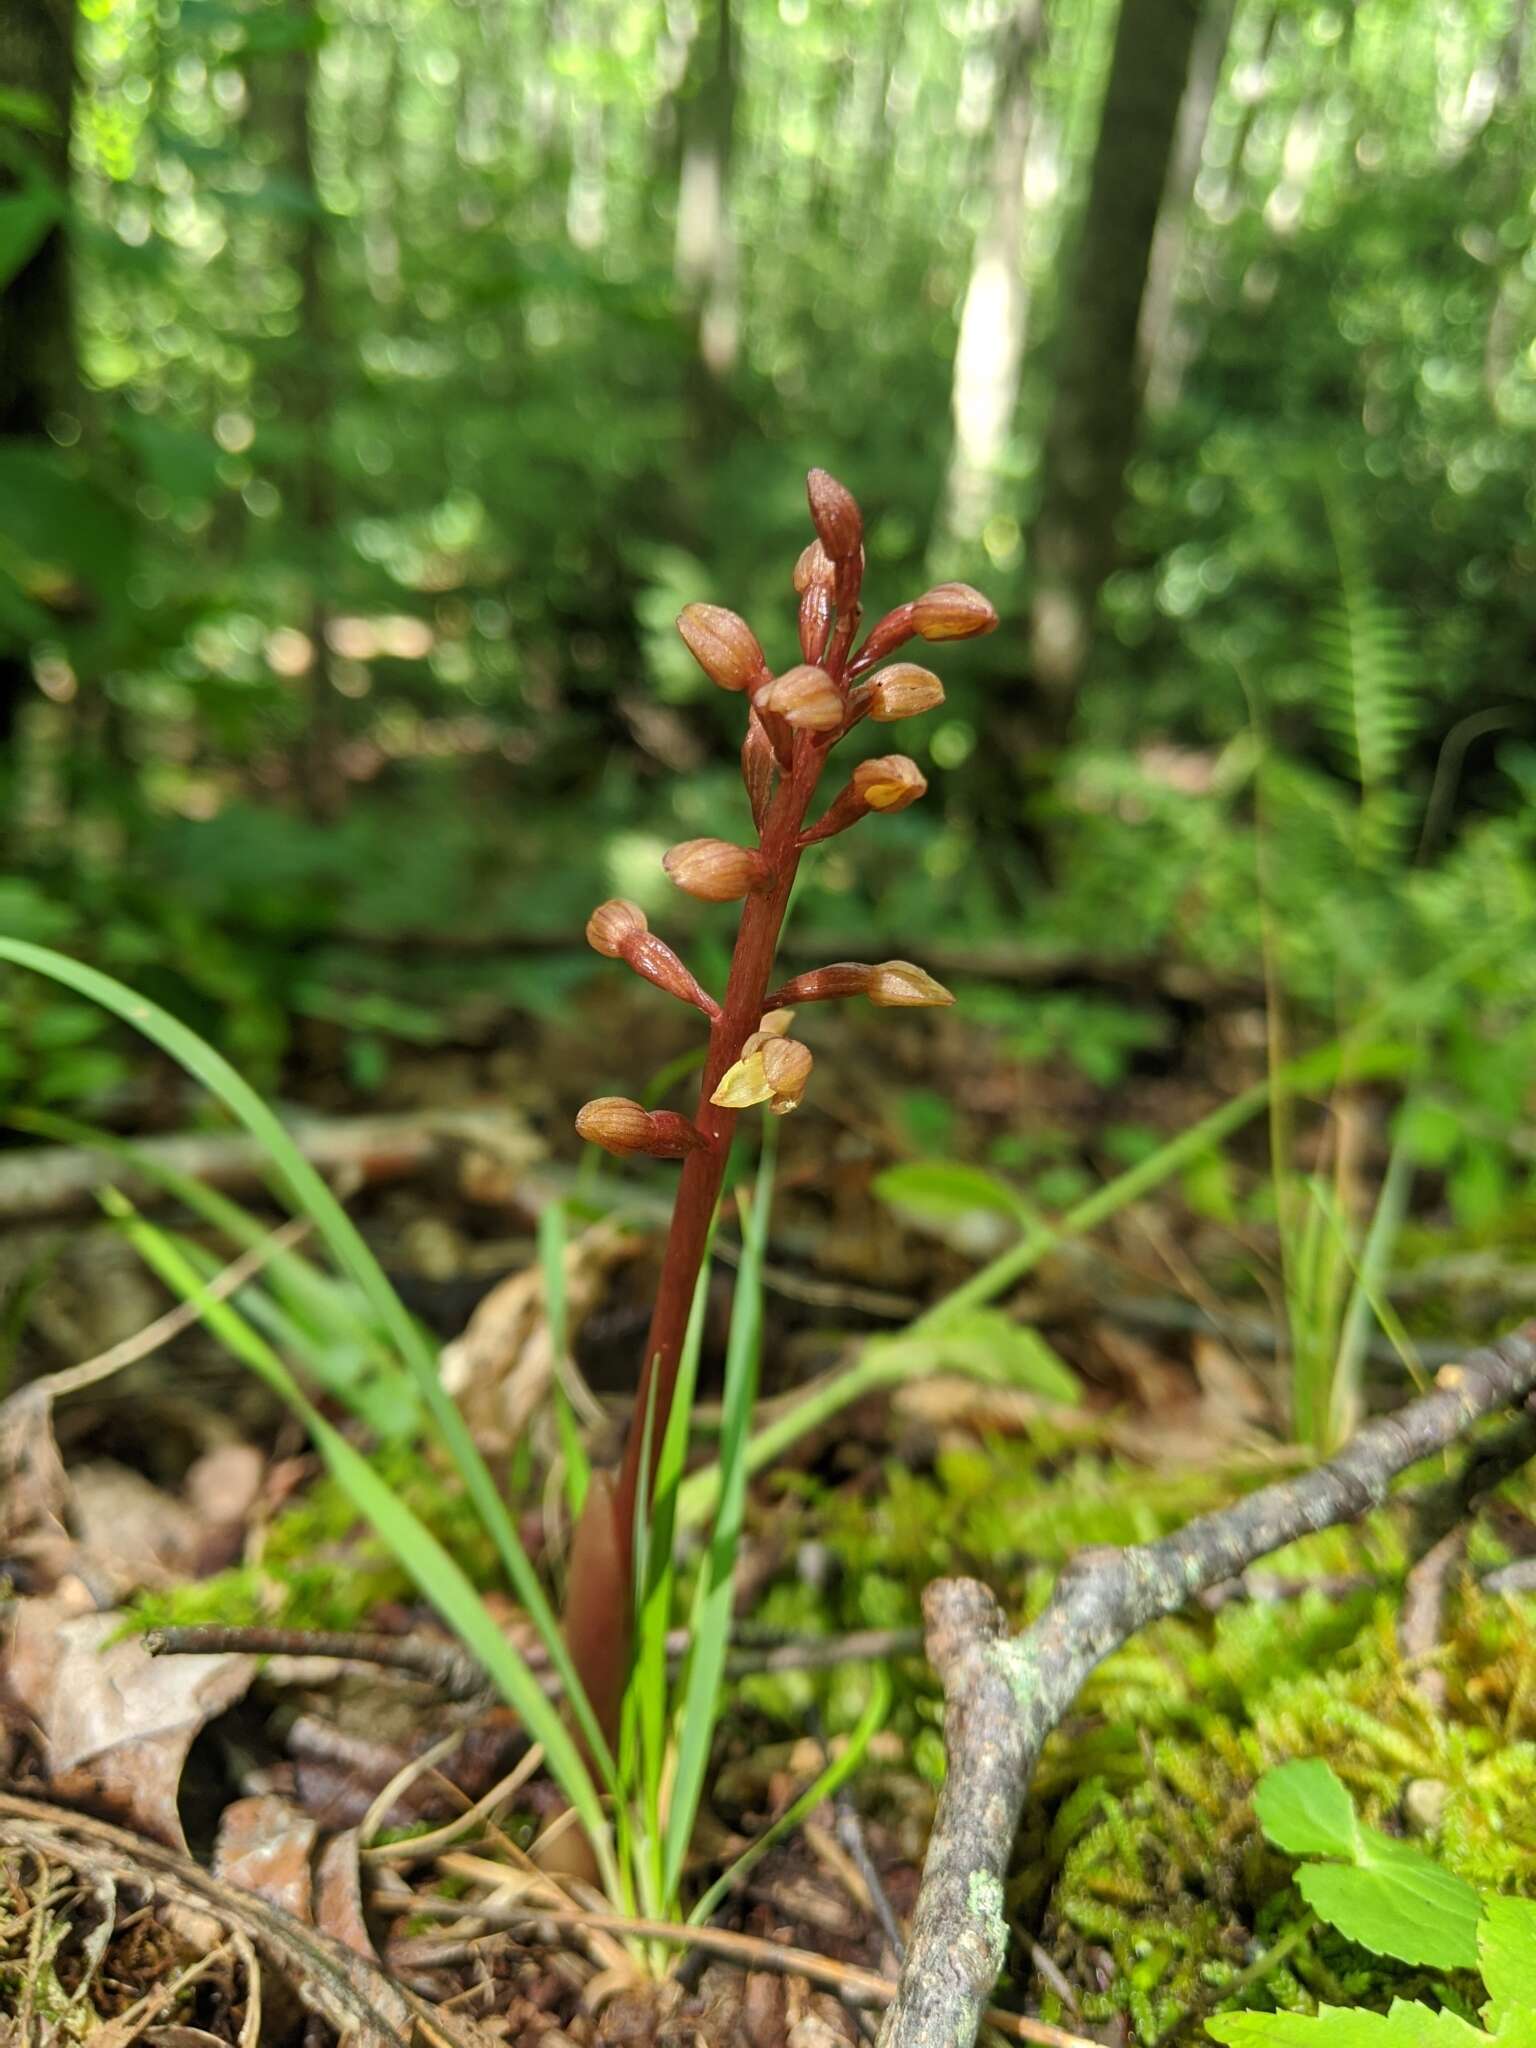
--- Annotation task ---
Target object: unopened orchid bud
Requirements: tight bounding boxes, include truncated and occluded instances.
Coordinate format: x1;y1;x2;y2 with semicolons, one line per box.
663;837;769;902
793;540;834;595
868;960;955;1007
741;714;776;829
754;664;843;733
806;469;863;562
863;662;945;723
624;929;719;1016
853;753;927;813
587;898;719;1015
677;603;770;692
586;898;648;958
849;603;917;677
912;582;999;642
763;958;954;1011
575;1097;705;1159
710;1034;814;1115
798;583;832;665
767;963;876;1005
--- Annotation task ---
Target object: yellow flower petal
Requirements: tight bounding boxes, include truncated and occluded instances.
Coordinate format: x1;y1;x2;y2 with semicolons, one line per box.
710;1051;773;1109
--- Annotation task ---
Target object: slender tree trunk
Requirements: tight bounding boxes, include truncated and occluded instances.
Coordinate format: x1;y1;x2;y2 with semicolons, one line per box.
936;0;1044;549
1027;0;1206;727
0;0;76;746
255;0;341;817
674;0;739;389
1138;0;1234;413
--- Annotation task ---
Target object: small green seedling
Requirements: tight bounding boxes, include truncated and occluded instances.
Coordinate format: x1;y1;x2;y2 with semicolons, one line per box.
1249;1758;1481;1971
1208;1894;1536;2044
1207;1759;1536;2045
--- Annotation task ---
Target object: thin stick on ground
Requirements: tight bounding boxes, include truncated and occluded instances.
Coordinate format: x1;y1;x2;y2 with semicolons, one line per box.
382;1897;1099;2048
878;1323;1536;2048
30;1217;314;1403
142;1621;921;1695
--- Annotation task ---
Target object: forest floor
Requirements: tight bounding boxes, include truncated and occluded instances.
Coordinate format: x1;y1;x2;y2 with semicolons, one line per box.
2;976;1534;2046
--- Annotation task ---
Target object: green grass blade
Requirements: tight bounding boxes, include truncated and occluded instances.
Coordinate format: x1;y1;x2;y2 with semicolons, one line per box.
633;1236;715;1891
687;1665;891;1925
103;1187;617;1891
663;1131;775;1901
8;1108;394;1374
539;1200;591;1520
0;940;616;1790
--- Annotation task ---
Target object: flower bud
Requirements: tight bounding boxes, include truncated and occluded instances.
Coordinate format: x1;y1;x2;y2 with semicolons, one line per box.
793;540;834;595
586;898;648;958
741;714;776;829
767;964;875;1006
863;662;945;723
586;898;719;1015
848;603;916;677
806;469;863;562
624;930;719;1015
663;837;769;902
852;753;927;813
868;960;955;1007
754;664;843;733
575;1097;705;1159
763;958;954;1010
912;582;999;642
676;602;770;692
710;1035;814;1115
797;583;832;665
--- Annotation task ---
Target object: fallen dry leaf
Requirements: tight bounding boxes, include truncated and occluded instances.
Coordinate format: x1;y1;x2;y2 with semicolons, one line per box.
213;1794;319;1920
6;1602;256;1850
440;1217;642;1452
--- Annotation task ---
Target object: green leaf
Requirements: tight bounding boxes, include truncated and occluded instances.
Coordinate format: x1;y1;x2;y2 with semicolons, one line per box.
0;940;618;1797
0;186;60;290
105;1190;616;1890
1207;2004;1486;2044
664;1132;776;1901
1254;1761;1361;1861
1479;1896;1536;2041
1250;1760;1481;1971
1299;1855;1481;1972
871;1160;1030;1226
687;1664;891;1926
876;1309;1082;1403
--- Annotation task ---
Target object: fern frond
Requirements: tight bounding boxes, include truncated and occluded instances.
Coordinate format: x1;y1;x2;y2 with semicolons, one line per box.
1314;500;1421;856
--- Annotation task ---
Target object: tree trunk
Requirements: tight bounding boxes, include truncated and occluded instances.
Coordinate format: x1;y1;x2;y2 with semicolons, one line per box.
0;0;76;746
1137;0;1234;413
1027;0;1206;727
936;1;1044;549
674;0;739;388
254;0;342;817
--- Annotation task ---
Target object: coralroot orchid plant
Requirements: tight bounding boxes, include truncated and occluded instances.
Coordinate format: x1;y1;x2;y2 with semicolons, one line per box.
563;469;998;1738
0;469;994;1949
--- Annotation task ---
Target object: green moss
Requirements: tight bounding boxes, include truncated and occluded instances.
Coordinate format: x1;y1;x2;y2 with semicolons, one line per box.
801;1424;1536;2045
128;1440;504;1637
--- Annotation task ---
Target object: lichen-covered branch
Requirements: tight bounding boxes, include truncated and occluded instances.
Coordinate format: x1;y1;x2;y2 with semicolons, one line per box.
880;1323;1536;2048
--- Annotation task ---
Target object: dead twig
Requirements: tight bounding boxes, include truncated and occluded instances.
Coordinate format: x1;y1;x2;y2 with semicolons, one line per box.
143;1621;923;1698
388;1900;1098;2048
879;1325;1536;2048
33;1218;313;1404
0;1108;536;1220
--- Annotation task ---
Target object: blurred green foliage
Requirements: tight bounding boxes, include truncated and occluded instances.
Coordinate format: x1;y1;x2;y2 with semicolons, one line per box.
0;0;1534;1250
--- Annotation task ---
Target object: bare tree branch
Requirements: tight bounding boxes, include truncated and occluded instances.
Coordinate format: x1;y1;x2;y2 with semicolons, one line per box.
880;1322;1536;2048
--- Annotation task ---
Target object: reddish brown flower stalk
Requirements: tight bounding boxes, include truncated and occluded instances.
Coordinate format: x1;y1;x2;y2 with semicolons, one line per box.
563;471;997;1738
